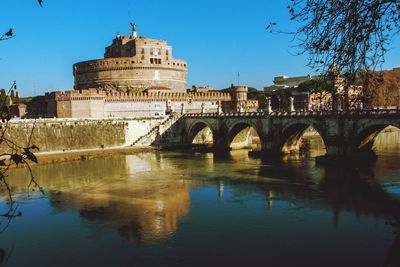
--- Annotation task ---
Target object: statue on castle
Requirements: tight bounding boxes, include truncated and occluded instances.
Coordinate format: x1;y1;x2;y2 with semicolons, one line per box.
130;22;137;36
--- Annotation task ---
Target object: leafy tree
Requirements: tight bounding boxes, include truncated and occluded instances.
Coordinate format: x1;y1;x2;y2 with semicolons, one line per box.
247;87;260;100
0;90;6;103
15;91;20;103
297;78;336;94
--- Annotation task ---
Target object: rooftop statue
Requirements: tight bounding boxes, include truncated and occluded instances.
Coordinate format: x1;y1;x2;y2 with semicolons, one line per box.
130;22;137;36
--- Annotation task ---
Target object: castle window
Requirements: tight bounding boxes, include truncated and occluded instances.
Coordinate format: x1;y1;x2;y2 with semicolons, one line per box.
166;50;169;55
141;48;145;54
150;58;162;64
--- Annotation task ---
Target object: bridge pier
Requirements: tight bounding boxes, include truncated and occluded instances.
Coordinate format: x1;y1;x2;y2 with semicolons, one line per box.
213;126;232;152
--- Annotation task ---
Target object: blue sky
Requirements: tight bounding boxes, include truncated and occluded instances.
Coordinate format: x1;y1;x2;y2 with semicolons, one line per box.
0;0;399;96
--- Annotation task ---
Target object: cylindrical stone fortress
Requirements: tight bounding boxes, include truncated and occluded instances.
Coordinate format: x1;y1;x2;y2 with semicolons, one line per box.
73;31;187;93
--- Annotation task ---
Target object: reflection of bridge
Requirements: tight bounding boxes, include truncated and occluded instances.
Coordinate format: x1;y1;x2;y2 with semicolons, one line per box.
155;109;400;159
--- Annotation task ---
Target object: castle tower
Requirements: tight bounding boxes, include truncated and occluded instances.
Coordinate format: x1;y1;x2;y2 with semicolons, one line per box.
73;29;188;93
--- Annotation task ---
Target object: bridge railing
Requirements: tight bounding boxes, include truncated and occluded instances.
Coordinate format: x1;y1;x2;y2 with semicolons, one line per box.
182;108;400;118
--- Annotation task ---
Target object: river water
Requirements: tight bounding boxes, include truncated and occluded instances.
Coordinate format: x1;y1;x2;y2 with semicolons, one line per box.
1;139;400;266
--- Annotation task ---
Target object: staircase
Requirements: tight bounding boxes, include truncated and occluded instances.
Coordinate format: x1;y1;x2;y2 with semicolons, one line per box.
131;113;182;146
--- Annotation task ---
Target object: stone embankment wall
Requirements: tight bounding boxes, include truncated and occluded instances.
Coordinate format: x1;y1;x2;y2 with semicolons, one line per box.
1;117;166;153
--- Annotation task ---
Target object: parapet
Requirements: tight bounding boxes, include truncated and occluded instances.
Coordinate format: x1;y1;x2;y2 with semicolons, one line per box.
46;89;106;101
104;91;231;102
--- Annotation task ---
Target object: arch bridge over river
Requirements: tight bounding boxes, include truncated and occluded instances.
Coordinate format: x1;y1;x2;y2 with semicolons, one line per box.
154;109;400;161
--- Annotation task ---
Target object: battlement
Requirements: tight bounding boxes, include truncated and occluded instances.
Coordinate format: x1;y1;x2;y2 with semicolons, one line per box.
46;89;106;101
112;35;166;43
105;91;231;102
46;89;231;103
134;36;168;46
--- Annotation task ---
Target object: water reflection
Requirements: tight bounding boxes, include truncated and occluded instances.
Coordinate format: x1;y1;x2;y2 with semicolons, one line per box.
1;146;400;266
4;150;400;236
50;182;190;243
216;156;400;224
3;154;195;243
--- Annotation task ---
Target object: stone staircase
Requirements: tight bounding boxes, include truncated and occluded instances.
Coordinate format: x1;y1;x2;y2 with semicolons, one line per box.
131;113;182;146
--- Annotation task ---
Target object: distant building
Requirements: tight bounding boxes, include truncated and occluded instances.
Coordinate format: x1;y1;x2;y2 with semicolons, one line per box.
223;86;258;113
9;103;27;118
366;67;400;109
264;70;357;111
265;67;400;111
264;75;316;92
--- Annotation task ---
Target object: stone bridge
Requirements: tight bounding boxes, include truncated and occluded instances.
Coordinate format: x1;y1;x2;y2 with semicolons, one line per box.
154;109;400;160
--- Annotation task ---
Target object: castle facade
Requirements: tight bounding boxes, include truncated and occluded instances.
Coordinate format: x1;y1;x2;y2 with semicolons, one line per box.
73;26;187;93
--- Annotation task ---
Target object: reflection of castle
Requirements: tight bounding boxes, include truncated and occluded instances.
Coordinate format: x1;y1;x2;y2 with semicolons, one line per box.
31;25;258;118
27;154;194;243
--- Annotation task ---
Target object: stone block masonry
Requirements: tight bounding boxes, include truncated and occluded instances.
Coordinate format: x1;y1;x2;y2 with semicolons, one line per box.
1;117;166;153
73;34;187;92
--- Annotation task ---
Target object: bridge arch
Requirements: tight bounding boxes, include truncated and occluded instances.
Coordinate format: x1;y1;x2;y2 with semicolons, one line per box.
186;120;216;145
225;121;263;150
353;120;400;152
280;120;326;154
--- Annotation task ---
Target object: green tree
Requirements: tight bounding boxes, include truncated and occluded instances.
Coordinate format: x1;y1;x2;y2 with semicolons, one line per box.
10;90;15;103
15;91;20;103
0;89;6;103
297;78;336;94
